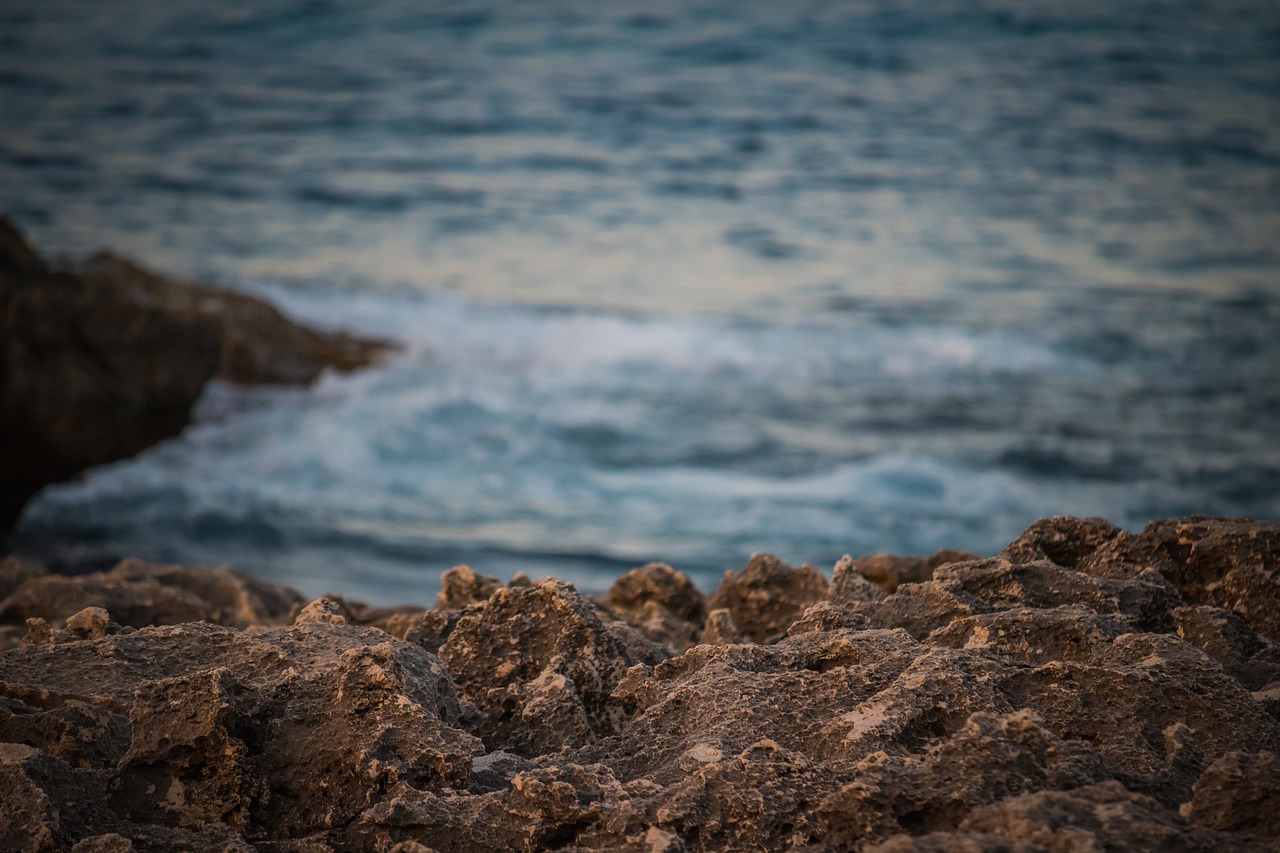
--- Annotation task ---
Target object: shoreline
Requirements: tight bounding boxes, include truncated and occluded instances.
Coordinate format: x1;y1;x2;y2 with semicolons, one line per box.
2;514;1278;851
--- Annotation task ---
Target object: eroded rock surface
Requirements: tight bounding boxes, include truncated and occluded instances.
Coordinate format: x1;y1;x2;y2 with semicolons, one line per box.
0;516;1278;851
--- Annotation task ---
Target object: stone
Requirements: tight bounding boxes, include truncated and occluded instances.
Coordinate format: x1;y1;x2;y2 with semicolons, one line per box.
0;218;391;535
0;516;1277;850
706;554;827;644
436;565;502;611
605;563;707;651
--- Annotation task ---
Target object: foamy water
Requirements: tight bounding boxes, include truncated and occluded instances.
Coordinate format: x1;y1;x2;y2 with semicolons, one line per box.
4;1;1279;601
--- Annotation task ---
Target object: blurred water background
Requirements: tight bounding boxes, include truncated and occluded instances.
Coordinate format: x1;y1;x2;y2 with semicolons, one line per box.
3;0;1279;602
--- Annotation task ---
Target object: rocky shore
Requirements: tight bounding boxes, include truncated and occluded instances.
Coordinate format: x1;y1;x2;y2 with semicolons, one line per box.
0;219;392;534
2;515;1278;851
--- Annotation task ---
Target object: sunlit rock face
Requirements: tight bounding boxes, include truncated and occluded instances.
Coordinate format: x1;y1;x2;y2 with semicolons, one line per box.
1;516;1279;851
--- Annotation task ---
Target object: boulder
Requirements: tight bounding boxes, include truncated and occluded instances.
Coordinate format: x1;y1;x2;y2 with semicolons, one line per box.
0;217;392;535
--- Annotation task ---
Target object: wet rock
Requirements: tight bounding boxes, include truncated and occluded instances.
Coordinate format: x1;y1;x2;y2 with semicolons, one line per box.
706;554;827;644
0;218;391;535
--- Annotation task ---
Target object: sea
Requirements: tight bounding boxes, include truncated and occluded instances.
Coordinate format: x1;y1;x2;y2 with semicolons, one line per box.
3;0;1279;603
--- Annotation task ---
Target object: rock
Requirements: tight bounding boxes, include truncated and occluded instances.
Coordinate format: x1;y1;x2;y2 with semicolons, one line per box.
436;566;502;611
0;515;1278;850
1184;751;1280;836
827;555;887;606
957;781;1275;852
699;609;741;646
706;554;827;644
1005;515;1280;644
605;563;707;651
0;558;303;635
852;548;982;593
0;218;392;535
438;580;651;757
855;557;1180;639
0;556;46;600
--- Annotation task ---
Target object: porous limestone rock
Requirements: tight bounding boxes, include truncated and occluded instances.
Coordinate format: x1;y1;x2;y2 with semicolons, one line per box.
0;516;1278;851
705;553;827;644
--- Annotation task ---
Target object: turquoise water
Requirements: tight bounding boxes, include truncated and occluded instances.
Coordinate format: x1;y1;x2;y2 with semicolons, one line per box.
4;1;1279;602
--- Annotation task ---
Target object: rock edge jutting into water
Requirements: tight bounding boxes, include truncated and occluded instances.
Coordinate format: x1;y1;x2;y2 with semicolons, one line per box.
0;218;393;534
2;515;1279;852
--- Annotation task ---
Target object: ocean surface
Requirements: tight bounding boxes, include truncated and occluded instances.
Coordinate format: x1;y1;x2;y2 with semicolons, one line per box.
3;0;1279;603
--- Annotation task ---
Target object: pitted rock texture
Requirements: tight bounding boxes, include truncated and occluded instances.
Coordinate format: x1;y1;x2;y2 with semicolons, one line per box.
1;516;1278;852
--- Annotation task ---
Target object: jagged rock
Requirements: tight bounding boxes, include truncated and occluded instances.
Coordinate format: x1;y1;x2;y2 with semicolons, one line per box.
0;218;391;535
828;555;888;607
699;609;740;646
1184;751;1280;836
650;739;843;851
787;601;870;636
958;781;1275;852
0;742;116;852
70;834;133;853
815;710;1110;848
293;595;352;625
925;605;1129;664
1174;605;1280;690
856;557;1180;639
1006;516;1280;644
998;516;1125;569
604;563;706;651
0;558;302;637
0;682;129;769
436;565;502;611
0;516;1278;850
852;548;981;593
0;620;482;844
706;554;827;644
438;580;648;757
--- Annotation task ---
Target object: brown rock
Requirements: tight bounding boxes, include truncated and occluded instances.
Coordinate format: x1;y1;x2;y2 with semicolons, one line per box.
853;548;982;592
0;218;391;534
706;554;827;644
438;580;649;757
605;563;707;651
0;517;1277;851
1184;751;1280;836
435;565;502;611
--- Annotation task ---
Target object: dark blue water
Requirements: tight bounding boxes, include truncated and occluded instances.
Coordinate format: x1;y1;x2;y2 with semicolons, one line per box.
4;1;1279;602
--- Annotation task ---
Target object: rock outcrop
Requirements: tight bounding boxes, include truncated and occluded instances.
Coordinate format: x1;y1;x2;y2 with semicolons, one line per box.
1;516;1279;851
0;218;392;534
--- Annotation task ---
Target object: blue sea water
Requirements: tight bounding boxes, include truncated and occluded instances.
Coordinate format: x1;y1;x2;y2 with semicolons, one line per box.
3;0;1279;603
